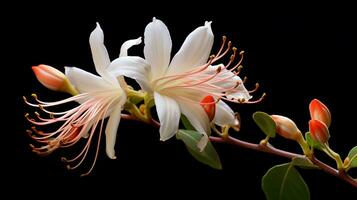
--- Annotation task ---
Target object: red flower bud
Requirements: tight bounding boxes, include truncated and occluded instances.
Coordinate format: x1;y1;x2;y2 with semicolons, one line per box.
32;64;67;91
271;115;302;140
309;99;331;127
200;95;216;121
309;119;330;144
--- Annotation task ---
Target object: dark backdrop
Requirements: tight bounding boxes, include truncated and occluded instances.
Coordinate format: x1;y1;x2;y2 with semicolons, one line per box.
6;2;357;198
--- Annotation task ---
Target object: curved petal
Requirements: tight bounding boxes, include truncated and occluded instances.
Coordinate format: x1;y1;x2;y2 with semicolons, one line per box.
168;21;214;75
65;67;111;93
227;84;252;101
105;103;122;159
144;18;172;79
154;92;181;141
214;101;238;126
207;65;252;101
119;37;142;57
108;56;152;92
89;23;111;76
177;99;211;150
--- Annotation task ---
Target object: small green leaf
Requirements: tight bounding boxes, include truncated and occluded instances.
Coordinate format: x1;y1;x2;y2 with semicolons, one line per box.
291;157;318;169
262;163;310;200
305;132;323;150
253;112;276;138
176;129;222;170
180;115;196;130
347;146;357;168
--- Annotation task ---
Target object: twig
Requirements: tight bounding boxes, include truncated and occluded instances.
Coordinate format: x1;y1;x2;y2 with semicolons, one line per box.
122;114;357;188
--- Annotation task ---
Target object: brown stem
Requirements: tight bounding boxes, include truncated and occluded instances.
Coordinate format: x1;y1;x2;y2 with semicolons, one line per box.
121;114;357;188
210;136;357;188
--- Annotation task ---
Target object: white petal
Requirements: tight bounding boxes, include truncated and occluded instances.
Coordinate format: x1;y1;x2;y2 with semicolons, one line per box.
214;101;238;126
89;23;111;76
105;103;122;159
108;56;152;92
154;92;180;141
168;21;214;75
177;100;211;150
119;37;142;57
65;67;111;93
227;83;252;101
144;18;172;79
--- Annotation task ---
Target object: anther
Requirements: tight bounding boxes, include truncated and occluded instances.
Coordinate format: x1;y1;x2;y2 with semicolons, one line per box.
61;157;68;162
249;83;260;93
243;76;248;84
239;51;245;55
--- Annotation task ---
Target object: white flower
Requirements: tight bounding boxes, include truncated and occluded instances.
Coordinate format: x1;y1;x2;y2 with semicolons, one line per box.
24;23;140;175
108;18;251;150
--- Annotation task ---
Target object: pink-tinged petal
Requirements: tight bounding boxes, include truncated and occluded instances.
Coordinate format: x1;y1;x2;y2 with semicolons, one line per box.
32;64;66;91
309;99;331;127
144;18;172;79
154;92;181;141
309;119;330;143
108;56;152;92
168;21;214;75
271;115;302;141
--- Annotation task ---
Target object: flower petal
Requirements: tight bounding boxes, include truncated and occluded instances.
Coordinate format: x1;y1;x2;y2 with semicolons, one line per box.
168;21;214;75
154;92;181;141
144;18;172;78
105;103;122;159
177;99;211;150
214;100;238;126
119;37;142;57
108;56;152;92
65;67;111;93
90;23;111;76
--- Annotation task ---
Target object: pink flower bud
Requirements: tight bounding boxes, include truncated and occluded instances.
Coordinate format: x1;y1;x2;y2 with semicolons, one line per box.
200;95;216;121
32;64;67;91
309;99;331;127
271;115;302;140
309;119;330;144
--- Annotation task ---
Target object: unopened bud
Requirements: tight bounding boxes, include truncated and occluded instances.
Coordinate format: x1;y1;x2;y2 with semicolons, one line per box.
200;95;216;121
271;115;302;141
32;64;78;95
309;119;330;144
309;99;331;127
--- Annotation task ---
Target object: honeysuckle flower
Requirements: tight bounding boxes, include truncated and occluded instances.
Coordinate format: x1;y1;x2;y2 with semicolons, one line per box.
32;64;78;95
108;18;252;150
309;119;330;144
271;115;302;141
24;23;140;175
309;99;331;127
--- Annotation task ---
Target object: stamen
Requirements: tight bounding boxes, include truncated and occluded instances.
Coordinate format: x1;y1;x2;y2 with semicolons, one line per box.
249;83;260;93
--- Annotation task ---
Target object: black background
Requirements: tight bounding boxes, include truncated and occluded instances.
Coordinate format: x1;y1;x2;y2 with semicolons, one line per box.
6;1;357;198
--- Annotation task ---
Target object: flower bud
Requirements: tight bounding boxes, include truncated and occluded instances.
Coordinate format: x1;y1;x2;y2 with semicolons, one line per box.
32;64;78;95
309;99;331;127
200;95;216;121
271;115;302;140
309;119;330;144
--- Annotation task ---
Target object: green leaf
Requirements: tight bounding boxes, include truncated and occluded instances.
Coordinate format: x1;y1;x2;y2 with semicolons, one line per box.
262;163;310;200
347;146;357;168
180;115;196;130
253;112;276;138
176;129;222;170
291;157;318;170
305;132;323;150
